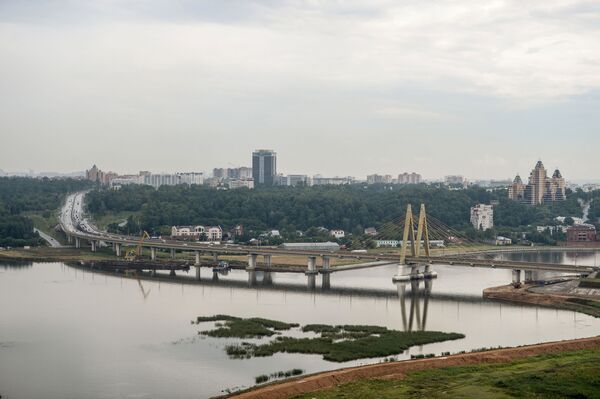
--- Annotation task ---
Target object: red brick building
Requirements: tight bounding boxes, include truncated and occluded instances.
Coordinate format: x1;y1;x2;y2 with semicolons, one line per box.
566;224;598;247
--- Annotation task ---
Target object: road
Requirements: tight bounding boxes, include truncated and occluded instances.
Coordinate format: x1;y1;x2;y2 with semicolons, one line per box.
34;228;62;248
58;192;598;274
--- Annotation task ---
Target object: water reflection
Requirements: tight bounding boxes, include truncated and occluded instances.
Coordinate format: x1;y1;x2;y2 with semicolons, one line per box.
0;260;34;269
491;250;599;267
396;279;432;332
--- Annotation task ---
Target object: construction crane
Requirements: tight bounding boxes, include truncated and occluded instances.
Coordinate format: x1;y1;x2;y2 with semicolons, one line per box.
124;231;150;261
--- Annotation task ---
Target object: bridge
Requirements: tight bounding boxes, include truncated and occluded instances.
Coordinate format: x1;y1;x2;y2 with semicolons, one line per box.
59;192;598;283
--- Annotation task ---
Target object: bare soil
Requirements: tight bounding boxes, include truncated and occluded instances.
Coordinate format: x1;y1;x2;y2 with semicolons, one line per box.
221;336;600;399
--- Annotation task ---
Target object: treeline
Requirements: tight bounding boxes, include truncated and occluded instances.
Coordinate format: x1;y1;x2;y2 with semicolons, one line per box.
86;184;587;236
0;177;91;214
0;215;39;247
0;177;91;246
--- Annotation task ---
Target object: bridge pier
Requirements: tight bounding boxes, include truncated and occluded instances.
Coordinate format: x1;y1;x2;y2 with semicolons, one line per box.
524;270;533;283
75;237;80;249
91;240;97;252
195;251;201;266
263;254;272;269
150;247;157;261
170;248;176;260
321;256;330;273
306;256;318;275
67;235;72;244
195;265;201;280
322;273;331;290
512;269;521;285
247;270;257;286
247;254;257;270
115;243;121;257
213;252;219;262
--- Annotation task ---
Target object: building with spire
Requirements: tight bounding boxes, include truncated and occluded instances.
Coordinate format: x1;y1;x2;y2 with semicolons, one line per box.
508;161;565;205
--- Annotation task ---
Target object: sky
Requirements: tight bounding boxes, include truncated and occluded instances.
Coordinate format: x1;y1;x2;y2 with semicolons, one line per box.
0;0;599;180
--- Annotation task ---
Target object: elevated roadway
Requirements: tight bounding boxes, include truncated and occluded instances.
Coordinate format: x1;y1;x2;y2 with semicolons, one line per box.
59;192;598;277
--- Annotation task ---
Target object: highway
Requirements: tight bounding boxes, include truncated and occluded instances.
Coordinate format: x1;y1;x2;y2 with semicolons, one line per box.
34;228;62;248
59;192;598;275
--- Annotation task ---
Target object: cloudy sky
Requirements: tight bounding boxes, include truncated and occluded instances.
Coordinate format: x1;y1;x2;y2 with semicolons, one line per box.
1;0;599;180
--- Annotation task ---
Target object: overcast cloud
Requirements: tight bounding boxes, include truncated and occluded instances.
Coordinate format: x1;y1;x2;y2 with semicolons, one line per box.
1;0;599;179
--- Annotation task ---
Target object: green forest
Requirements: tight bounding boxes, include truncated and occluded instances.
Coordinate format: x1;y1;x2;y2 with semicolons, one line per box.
85;184;596;244
0;177;91;247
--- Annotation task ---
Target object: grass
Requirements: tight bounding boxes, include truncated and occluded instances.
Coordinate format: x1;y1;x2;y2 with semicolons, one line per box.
0;247;119;262
579;278;600;289
23;211;65;244
250;330;465;362
194;315;299;338
292;347;600;399
566;297;600;309
255;369;304;385
196;315;464;362
88;211;139;231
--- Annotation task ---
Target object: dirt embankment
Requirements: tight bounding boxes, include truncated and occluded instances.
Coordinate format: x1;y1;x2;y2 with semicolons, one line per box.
483;283;600;317
221;336;600;399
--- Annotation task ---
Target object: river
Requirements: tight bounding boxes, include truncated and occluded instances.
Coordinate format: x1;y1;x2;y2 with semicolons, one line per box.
0;250;599;398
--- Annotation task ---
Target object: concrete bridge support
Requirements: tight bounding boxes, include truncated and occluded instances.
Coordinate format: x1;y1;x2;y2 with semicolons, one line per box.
150;247;157;261
75;237;80;249
410;265;419;278
195;266;201;280
67;235;72;244
115;243;121;257
322;256;330;273
213;252;219;262
512;269;521;285
247;254;257;270
306;256;317;275
170;248;176;260
195;251;201;266
263;254;272;269
91;240;97;252
524;270;533;283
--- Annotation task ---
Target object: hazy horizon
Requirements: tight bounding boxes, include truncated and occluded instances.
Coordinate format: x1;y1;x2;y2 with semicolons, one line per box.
1;1;599;180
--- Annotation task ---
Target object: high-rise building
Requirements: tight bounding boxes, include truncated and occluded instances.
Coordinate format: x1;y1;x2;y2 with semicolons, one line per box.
509;161;565;205
252;149;277;186
367;174;393;184
470;204;494;231
508;175;526;202
397;172;422;184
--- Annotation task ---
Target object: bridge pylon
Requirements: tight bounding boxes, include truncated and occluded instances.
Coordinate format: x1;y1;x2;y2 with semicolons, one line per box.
399;203;431;265
394;203;435;283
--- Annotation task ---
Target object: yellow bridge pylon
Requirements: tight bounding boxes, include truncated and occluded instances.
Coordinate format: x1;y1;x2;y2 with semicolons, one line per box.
399;203;431;265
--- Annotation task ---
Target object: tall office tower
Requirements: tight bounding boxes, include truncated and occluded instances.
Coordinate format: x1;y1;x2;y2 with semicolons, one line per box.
527;160;547;205
252;149;277;186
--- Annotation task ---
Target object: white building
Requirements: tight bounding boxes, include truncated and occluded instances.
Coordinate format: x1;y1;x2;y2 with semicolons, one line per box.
470;204;494;231
171;225;222;241
228;179;254;189
110;176;142;188
330;229;345;239
171;225;205;239
206;226;223;241
495;236;512;245
375;239;399;248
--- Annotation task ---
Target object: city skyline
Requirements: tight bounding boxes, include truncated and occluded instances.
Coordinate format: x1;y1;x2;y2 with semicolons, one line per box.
1;1;599;179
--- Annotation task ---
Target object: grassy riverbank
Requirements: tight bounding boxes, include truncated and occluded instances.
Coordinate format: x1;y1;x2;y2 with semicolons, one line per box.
292;346;600;399
0;247;119;262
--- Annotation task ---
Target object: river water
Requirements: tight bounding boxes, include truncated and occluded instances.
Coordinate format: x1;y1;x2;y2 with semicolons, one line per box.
1;251;599;399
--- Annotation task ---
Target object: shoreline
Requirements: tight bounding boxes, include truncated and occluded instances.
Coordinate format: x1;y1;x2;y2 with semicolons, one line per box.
221;336;600;399
483;282;600;317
